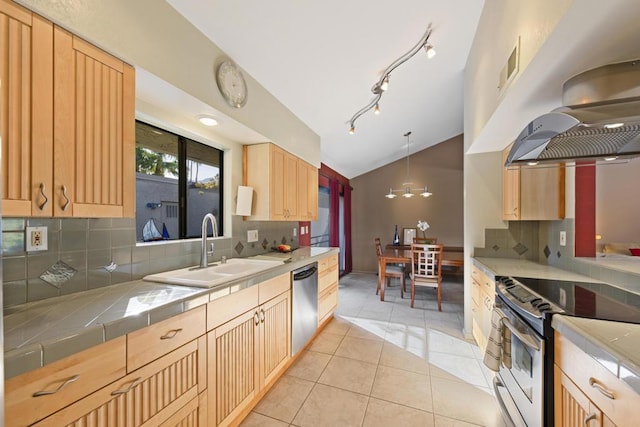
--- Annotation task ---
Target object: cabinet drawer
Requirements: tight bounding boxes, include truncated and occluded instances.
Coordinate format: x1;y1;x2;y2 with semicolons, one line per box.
5;337;126;426
36;337;205;427
207;285;259;331
471;265;494;296
471;278;481;305
318;283;338;323
259;272;290;304
128;305;206;372
319;264;338;294
318;254;338;272
555;332;640;425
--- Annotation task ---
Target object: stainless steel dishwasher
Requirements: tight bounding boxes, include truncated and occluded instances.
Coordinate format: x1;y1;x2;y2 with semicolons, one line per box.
291;263;318;356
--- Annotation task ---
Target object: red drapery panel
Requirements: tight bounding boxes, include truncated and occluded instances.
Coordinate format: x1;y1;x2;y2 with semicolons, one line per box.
575;162;596;257
329;179;340;247
343;184;352;274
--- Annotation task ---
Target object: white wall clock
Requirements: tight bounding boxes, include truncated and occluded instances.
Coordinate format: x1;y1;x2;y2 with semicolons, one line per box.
216;60;248;108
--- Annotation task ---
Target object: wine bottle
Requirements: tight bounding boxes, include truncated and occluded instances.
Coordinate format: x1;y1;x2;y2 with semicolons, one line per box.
393;225;400;246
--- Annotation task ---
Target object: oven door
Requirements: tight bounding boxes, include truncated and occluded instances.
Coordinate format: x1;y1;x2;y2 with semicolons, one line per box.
494;297;544;427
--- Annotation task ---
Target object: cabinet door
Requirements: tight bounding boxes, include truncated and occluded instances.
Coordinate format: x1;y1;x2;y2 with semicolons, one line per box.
555;365;604;427
270;145;287;220
53;26;135;218
307;162;318;221
298;160;309;220
502;145;520;220
0;1;53;216
259;290;291;387
208;309;260;427
520;166;565;220
284;152;298;219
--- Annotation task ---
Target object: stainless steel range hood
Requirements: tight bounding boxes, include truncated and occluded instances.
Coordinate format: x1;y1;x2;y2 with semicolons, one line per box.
505;59;640;166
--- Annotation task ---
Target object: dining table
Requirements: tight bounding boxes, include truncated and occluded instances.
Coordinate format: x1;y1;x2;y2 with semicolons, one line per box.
378;245;465;301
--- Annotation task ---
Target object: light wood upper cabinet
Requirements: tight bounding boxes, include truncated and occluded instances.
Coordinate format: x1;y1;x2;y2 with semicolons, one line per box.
501;144;565;221
245;143;317;221
1;0;53;217
0;0;135;218
298;160;318;221
53;26;135;218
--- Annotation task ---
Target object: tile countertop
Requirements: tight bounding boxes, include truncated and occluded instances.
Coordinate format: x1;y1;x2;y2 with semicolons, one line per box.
3;246;339;379
473;257;640;395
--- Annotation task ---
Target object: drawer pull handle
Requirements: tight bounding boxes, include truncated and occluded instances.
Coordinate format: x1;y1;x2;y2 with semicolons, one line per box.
260;308;265;323
254;311;260;326
33;374;80;397
160;328;183;340
584;413;597;425
38;183;49;210
111;377;143;396
589;377;615;399
61;185;70;211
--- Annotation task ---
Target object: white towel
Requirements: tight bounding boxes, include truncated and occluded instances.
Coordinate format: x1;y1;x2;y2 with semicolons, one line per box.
483;309;512;372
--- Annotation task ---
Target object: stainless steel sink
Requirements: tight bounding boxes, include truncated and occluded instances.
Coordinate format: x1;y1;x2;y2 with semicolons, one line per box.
143;258;284;288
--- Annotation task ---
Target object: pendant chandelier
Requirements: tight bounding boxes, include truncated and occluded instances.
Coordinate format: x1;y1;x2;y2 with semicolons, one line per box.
385;131;433;199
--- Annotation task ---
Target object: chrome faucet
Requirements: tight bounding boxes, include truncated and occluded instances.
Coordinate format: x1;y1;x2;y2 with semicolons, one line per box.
200;213;218;268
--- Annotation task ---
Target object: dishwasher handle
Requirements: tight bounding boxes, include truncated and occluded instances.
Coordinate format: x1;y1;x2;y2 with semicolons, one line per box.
293;266;317;281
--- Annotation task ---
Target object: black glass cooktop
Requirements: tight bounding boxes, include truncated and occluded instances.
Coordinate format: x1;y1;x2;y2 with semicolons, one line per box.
513;277;640;324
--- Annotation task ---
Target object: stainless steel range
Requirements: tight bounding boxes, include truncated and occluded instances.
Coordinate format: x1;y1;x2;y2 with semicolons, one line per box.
492;276;640;426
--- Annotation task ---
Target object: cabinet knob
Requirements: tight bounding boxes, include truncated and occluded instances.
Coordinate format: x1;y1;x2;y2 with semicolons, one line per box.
584;413;597;426
61;185;70;211
589;377;615;399
260;308;265;323
38;183;49;211
254;311;260;326
33;374;80;397
160;328;183;340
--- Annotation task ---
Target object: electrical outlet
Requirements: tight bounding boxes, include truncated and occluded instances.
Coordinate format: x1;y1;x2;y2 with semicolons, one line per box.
247;230;258;243
293;227;297;237
560;231;566;247
26;226;48;251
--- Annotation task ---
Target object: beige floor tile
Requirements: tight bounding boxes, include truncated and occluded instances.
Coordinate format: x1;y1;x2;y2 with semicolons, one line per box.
322;316;352;336
428;353;489;387
433;414;484;426
345;322;385;341
379;342;430;375
240;412;289;427
308;331;343;354
430;376;506;426
292;383;369;427
286;350;332;382
371;365;433;412
318;355;377;395
363;397;435;427
253;375;314;423
427;328;476;358
334;335;383;364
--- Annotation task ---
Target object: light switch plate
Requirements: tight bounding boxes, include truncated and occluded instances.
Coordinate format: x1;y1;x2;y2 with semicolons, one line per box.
293;227;297;237
26;226;48;251
247;230;258;243
560;231;566;247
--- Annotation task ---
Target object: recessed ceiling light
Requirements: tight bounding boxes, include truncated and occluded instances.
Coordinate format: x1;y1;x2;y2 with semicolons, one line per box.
198;115;218;127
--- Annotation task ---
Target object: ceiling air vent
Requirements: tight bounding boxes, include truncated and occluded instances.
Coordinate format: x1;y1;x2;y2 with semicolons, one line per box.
498;36;520;94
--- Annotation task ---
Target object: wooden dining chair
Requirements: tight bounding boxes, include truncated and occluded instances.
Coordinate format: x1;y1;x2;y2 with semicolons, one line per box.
410;243;444;310
374;237;405;295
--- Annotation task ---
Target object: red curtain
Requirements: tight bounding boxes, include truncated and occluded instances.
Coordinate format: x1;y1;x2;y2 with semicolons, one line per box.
343;184;352;274
329;179;340;247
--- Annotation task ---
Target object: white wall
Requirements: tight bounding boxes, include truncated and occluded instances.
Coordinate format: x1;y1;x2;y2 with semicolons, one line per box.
462;0;572;336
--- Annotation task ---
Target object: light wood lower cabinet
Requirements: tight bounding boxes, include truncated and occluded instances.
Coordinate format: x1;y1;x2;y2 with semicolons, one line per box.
318;254;339;326
34;336;207;427
470;264;495;353
555;331;640;426
207;289;291;426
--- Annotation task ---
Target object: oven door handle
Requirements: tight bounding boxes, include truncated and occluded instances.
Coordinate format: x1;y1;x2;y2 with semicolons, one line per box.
497;309;541;351
492;376;517;427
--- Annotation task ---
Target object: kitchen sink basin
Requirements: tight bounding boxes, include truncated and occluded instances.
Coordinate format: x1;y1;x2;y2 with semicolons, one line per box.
143;258;284;288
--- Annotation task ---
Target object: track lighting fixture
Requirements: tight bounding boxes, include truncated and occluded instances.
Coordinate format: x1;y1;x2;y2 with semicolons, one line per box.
348;23;435;134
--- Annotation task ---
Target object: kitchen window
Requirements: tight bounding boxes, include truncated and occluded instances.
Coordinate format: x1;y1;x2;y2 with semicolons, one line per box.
135;121;223;242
